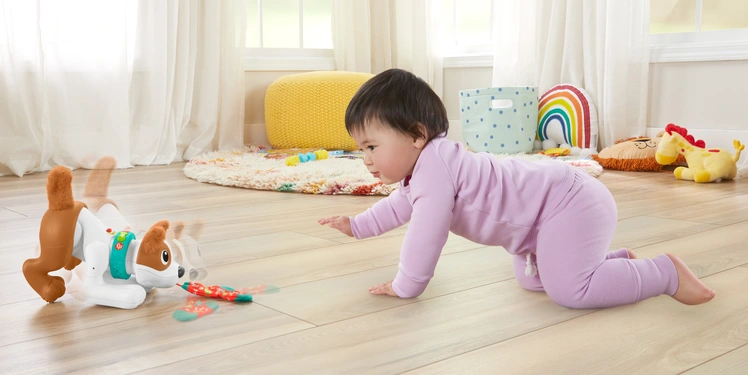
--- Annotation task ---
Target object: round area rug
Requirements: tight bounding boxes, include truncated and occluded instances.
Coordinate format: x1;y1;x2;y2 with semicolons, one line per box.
183;146;603;195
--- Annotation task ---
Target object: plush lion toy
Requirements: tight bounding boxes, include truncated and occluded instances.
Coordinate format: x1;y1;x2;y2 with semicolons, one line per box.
592;134;685;172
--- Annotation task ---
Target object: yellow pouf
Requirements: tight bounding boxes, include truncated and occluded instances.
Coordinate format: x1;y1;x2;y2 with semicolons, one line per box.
265;71;374;151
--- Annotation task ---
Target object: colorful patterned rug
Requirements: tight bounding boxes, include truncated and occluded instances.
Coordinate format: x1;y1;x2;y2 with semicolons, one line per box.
183;146;603;196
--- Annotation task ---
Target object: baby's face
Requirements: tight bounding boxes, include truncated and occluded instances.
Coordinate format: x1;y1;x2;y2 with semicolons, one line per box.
351;123;425;185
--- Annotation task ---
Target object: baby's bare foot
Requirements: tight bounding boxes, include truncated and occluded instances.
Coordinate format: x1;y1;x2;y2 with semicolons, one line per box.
627;249;638;259
666;253;715;305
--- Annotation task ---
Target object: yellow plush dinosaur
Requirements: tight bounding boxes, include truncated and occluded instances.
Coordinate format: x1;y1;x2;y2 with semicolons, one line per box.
655;123;744;183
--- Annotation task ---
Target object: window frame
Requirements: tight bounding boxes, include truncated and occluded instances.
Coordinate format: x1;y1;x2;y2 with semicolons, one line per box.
244;47;334;71
242;0;748;71
442;0;748;68
244;0;334;71
649;0;748;63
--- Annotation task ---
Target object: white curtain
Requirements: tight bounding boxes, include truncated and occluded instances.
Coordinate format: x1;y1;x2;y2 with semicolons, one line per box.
331;0;443;97
0;0;246;177
491;0;650;148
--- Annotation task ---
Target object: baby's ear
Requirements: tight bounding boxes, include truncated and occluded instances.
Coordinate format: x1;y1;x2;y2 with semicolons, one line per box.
413;123;428;149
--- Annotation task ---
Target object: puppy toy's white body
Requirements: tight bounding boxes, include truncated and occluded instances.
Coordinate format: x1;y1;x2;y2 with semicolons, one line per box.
72;206;183;309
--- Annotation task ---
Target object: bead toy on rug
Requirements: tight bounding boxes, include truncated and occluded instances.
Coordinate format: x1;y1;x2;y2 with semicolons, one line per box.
655;123;744;182
540;147;571;156
178;282;253;302
285;149;329;166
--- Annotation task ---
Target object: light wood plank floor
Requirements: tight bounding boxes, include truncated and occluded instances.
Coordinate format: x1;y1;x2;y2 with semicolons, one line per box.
1;163;747;374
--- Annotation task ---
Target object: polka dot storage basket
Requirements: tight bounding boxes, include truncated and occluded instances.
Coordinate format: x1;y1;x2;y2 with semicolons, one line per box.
265;71;374;151
459;87;538;154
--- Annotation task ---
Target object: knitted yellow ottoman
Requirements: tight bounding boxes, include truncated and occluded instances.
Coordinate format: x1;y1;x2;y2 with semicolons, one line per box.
265;71;374;151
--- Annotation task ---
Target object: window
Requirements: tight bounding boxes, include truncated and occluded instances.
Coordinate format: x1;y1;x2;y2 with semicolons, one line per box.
651;0;748;34
245;0;332;48
440;0;493;56
439;0;748;66
650;0;748;62
244;0;334;71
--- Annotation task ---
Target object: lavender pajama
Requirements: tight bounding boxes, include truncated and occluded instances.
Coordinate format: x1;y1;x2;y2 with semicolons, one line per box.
350;136;678;308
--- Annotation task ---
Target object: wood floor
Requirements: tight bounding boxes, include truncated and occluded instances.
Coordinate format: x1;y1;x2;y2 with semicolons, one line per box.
1;163;747;374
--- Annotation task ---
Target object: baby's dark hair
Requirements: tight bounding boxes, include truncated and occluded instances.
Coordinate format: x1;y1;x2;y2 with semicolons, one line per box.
344;68;449;142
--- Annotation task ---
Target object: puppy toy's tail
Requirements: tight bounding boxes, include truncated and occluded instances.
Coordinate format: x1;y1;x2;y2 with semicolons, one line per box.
83;156;117;198
46;167;75;211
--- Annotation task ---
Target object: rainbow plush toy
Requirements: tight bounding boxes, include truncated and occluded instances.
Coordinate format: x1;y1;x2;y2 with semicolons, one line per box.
285;149;329;166
536;84;598;157
655;123;744;182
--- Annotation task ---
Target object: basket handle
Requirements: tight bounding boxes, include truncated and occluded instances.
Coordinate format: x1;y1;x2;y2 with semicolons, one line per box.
489;99;513;109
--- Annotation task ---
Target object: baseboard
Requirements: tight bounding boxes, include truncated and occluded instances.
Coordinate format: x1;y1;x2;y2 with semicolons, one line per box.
243;121;748;152
451;122;745;158
248;121;469;147
448;120;465;144
244;123;270;147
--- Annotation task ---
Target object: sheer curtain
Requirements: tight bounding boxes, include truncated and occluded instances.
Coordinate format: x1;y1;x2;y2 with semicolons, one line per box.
0;0;246;177
492;0;650;148
331;0;443;97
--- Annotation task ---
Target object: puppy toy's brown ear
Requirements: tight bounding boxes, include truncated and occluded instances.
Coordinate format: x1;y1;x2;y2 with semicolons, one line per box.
141;221;169;254
170;221;185;241
154;220;170;232
188;219;205;240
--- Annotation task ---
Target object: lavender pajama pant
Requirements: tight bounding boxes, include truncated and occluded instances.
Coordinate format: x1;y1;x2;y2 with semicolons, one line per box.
512;172;679;309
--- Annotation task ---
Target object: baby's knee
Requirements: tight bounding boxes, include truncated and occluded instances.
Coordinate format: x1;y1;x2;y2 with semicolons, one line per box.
515;275;544;292
549;296;588;309
545;288;597;309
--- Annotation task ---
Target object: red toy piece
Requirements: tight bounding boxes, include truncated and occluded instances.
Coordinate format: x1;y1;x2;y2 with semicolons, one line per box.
177;282;253;302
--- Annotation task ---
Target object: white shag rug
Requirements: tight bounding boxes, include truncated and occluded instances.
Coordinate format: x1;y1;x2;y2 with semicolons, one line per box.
183;146;603;195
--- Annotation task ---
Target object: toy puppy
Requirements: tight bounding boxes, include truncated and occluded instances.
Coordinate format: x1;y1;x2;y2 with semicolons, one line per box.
168;220;208;282
22;163;184;309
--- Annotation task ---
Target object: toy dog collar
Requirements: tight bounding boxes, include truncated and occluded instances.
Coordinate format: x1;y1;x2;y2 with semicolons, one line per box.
110;231;136;279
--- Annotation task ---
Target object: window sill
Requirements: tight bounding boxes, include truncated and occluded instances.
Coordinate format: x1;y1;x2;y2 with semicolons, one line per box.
244;48;335;71
442;30;748;68
443;54;493;68
243;29;748;72
649;29;748;63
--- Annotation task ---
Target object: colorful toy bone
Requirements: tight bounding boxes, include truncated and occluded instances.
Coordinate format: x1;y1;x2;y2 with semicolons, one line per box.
285;149;329;166
177;282;253;302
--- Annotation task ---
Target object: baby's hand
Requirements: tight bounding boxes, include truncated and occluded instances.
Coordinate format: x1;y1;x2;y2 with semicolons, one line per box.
318;216;353;237
369;280;398;297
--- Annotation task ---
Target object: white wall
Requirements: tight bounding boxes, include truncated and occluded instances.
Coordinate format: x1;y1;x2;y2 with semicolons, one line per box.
647;60;748;151
244;61;748;152
243;71;299;147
